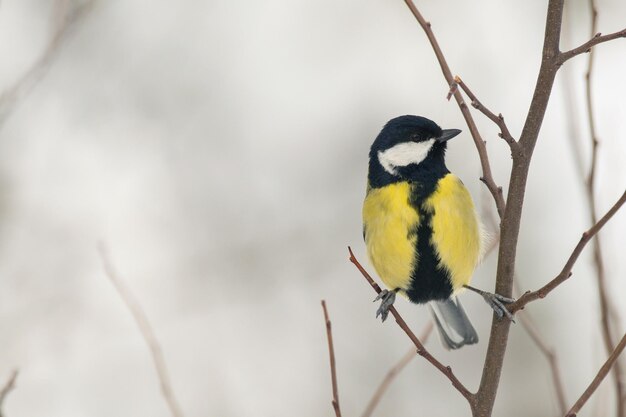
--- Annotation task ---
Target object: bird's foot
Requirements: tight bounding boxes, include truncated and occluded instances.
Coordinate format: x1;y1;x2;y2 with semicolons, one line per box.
463;285;516;322
373;289;398;322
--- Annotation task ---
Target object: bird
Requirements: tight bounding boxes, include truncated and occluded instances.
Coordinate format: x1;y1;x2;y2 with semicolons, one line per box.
362;115;514;349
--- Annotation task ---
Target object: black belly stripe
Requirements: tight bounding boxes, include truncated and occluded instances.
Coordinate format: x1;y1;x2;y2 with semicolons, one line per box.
405;202;454;304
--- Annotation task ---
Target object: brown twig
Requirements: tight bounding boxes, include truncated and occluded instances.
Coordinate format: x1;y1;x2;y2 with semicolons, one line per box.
559;28;626;64
452;76;518;149
361;322;434;417
98;244;185;417
402;0;507;220
321;300;342;417
510;189;626;313
582;2;625;414
513;279;567;414
348;247;475;405
565;332;626;417
0;370;18;417
0;0;96;127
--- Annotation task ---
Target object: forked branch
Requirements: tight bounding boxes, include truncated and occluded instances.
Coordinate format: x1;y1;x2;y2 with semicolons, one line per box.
451;76;518;149
402;0;506;219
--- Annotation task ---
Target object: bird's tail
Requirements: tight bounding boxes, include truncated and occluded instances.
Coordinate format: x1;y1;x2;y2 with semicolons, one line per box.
429;297;478;350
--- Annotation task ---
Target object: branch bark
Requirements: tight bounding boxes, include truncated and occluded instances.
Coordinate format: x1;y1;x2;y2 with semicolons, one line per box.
321;300;342;417
348;247;475;405
559;28;626;64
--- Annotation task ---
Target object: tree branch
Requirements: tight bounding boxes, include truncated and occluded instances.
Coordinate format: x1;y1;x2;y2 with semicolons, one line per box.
0;0;95;128
348;247;475;405
559;28;626;64
513;284;567;414
565;332;626;417
451;76;518;149
98;244;185;417
582;1;625;413
361;322;434;417
0;370;18;417
510;189;626;313
321;300;342;417
473;1;566;415
402;0;507;220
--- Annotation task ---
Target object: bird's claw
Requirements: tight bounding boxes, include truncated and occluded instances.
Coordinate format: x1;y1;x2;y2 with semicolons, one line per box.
482;293;516;322
374;289;396;322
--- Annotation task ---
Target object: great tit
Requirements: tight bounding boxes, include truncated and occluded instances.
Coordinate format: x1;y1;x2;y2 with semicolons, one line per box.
362;115;513;349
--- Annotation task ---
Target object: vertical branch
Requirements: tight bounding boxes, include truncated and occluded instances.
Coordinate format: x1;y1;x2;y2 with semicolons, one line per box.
98;244;185;417
474;1;565;416
583;1;625;414
0;370;18;417
566;333;626;417
361;322;434;417
321;300;342;417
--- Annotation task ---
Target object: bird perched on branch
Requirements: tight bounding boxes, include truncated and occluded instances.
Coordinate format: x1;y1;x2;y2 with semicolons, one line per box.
362;115;513;349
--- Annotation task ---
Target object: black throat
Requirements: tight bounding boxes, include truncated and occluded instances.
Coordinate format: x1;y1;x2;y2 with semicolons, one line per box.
368;141;449;201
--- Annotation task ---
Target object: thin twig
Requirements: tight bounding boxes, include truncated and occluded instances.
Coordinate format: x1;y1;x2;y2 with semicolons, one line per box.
0;370;18;417
565;332;626;417
559;28;626;64
98;244;185;417
361;322;434;417
348;247;475;405
513;281;567;414
511;189;626;313
0;0;96;127
453;76;518;149
402;0;507;220
321;300;342;417
583;1;625;414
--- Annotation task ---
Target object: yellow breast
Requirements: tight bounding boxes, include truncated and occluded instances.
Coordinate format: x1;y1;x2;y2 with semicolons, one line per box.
424;174;480;290
362;181;419;291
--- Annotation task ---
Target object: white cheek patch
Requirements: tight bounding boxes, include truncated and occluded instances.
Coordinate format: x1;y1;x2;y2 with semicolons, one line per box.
377;139;435;175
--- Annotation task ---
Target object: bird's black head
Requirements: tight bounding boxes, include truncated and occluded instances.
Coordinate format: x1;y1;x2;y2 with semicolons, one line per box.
368;115;461;188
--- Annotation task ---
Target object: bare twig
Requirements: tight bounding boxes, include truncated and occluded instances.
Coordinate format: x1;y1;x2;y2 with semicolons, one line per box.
513;278;567;414
348;247;475;405
511;189;626;313
98;244;185;417
361;322;434;417
559;28;626;64
402;0;507;220
565;332;626;417
0;0;96;127
0;370;18;417
453;76;518;149
321;300;342;417
583;1;625;413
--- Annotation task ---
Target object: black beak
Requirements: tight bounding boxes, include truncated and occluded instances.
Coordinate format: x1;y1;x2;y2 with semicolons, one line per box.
436;128;462;143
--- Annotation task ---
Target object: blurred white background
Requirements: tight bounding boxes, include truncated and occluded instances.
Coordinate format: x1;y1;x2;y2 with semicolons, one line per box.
0;0;625;416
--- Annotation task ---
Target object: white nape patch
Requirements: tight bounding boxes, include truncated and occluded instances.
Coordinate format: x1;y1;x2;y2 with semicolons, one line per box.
377;139;435;175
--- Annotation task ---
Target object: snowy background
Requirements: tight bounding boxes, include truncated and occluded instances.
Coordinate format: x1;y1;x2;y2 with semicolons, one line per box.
0;0;625;416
